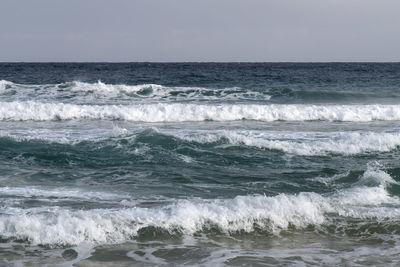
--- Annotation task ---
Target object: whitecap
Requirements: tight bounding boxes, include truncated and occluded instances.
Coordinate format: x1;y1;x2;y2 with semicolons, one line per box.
2;101;400;122
0;168;399;246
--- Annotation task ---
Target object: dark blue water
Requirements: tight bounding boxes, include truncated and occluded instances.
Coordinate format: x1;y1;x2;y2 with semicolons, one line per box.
1;63;400;266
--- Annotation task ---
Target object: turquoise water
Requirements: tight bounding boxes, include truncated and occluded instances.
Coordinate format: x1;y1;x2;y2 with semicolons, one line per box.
1;63;400;265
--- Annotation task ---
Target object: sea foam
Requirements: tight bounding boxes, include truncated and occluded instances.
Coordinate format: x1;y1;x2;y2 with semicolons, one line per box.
176;130;400;155
0;80;13;91
2;101;400;122
0;167;398;246
2;127;400;156
0;80;271;101
70;81;163;94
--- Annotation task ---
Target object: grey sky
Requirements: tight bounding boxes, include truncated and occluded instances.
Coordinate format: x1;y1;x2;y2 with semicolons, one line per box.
1;0;399;62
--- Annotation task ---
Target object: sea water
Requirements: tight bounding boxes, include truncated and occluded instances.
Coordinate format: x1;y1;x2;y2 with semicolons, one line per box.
0;63;400;266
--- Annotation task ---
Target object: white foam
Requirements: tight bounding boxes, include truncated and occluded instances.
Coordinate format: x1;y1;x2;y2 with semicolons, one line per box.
0;193;325;245
307;171;350;186
3;101;400;122
0;80;270;102
358;163;399;186
111;125;129;137
2;125;400;156
0;168;399;246
126;248;167;265
0;186;127;201
70;81;163;95
0;131;70;144
0;80;13;91
0;124;134;143
176;130;400;155
219;244;400;267
70;81;270;100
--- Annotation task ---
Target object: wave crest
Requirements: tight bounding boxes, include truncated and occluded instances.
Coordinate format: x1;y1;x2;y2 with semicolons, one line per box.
0;167;398;246
0;80;271;101
2;101;400;122
178;130;400;155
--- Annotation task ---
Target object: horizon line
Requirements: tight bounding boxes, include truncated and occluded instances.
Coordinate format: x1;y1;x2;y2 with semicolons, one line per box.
1;61;400;64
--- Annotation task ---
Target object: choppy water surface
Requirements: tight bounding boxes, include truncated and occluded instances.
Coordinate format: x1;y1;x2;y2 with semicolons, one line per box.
1;63;400;266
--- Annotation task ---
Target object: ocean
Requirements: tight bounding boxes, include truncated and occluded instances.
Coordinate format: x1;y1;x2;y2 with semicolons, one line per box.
1;63;400;266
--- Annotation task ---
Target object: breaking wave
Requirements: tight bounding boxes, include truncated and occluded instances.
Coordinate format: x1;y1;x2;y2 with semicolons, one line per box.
0;80;271;101
0;80;13;91
2;128;400;156
177;130;400;155
0;166;398;246
2;101;400;122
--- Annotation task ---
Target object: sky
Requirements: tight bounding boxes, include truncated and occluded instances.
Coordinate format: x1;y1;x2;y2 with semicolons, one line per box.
0;0;399;62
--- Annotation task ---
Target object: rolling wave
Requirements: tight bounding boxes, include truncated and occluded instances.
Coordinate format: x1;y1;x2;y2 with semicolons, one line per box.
176;130;400;155
0;80;271;101
2;101;400;122
0;167;398;246
2;128;400;156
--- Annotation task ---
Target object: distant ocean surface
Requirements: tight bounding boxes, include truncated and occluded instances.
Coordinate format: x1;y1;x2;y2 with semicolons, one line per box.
1;63;400;266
